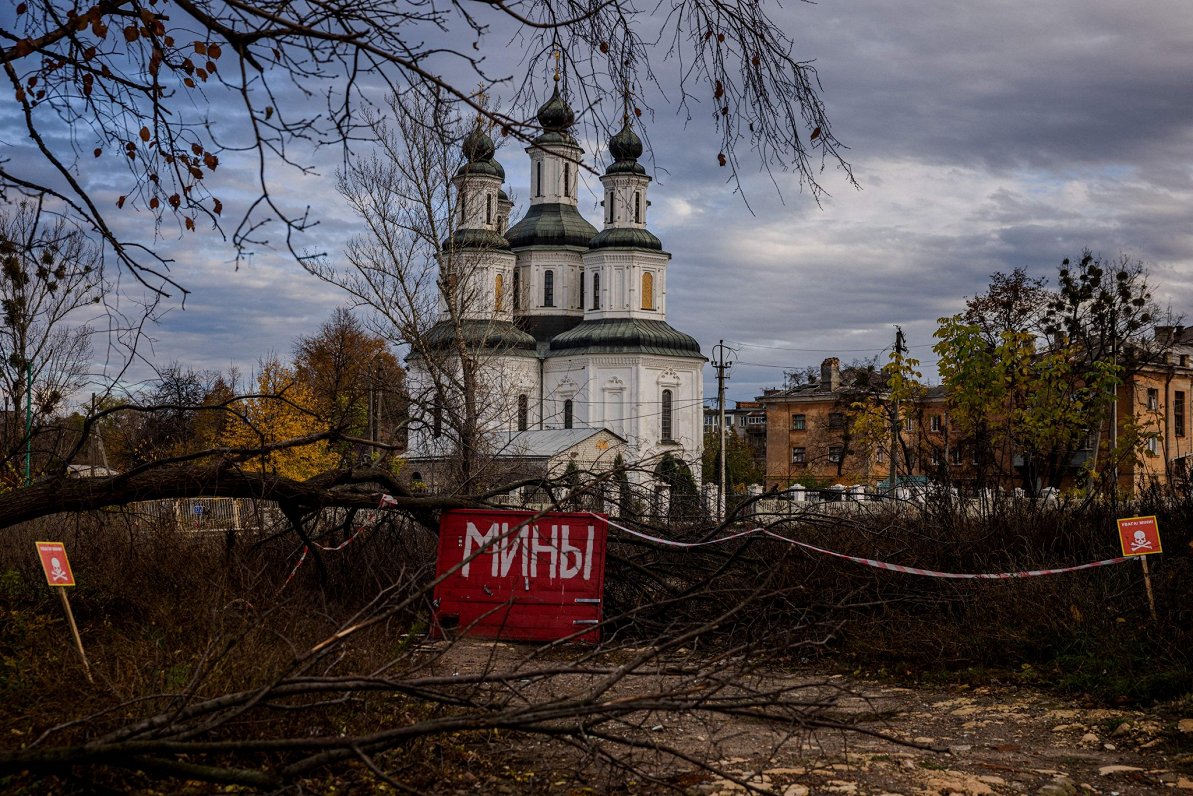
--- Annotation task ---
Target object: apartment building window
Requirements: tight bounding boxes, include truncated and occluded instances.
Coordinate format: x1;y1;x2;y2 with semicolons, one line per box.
517;394;529;432
950;448;963;466
1147;434;1159;455
1147;388;1159;411
1177;391;1187;437
724;415;733;428
791;447;806;464
563;399;573;430
828;444;843;463
661;389;673;441
876;448;885;464
828;412;845;430
904;416;914;432
930;415;942;433
792;414;806;430
930;449;944;466
747;414;766;426
543;269;554;307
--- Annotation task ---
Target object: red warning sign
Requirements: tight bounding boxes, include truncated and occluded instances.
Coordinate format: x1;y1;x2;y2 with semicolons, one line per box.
432;509;608;643
1116;516;1162;557
35;541;76;586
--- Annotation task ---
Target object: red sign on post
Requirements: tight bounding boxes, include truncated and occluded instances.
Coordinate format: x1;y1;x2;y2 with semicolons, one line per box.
1117;516;1162;556
35;541;76;586
432;509;608;643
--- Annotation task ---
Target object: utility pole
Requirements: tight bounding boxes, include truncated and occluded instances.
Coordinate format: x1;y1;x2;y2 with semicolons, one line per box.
888;326;905;501
712;340;732;523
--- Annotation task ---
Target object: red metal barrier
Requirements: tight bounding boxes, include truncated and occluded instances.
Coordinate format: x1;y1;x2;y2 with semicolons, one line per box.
432;509;608;643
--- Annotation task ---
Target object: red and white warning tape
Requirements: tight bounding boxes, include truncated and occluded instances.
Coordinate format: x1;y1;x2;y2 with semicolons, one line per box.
279;495;397;590
599;515;1133;580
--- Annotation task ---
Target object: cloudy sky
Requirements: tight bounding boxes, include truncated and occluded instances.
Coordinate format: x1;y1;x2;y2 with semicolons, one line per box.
5;0;1192;404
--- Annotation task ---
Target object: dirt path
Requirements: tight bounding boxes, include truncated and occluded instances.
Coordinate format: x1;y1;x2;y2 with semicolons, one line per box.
425;641;1193;795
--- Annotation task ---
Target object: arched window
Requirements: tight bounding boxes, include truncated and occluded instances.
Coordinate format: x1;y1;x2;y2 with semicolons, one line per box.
517;394;529;432
512;269;521;310
634;192;642;223
606;192;613;224
579;268;585;308
495;273;504;312
460;193;468;225
660;389;673;441
485;193;493;225
563;163;571;197
591;272;600;310
641;272;654;310
543;269;554;307
564;399;573;429
535;161;543;197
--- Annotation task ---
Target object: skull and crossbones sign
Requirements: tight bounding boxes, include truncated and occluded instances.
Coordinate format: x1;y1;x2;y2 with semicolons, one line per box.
1129;530;1154;553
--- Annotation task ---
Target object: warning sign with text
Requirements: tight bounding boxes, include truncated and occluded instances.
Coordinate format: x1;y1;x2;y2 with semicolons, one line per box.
35;541;76;586
432;509;608;643
1117;516;1162;557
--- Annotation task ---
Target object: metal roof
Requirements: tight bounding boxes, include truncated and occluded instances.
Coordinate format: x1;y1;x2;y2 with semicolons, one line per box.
548;318;705;359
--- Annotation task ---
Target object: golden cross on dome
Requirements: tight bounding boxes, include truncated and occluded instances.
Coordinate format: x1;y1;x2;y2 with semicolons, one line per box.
622;82;632;124
553;49;561;83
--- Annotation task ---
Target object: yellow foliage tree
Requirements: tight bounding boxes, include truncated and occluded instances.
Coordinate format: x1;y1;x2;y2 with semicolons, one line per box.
220;356;338;481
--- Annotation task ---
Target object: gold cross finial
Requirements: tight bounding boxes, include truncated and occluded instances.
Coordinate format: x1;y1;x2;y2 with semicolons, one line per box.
622;83;631;124
553;49;561;83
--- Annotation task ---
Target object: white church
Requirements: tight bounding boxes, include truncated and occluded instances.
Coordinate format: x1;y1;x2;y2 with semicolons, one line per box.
406;81;705;493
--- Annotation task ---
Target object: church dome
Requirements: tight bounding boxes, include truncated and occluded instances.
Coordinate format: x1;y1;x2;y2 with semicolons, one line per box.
457;125;504;179
536;86;575;132
605;120;646;176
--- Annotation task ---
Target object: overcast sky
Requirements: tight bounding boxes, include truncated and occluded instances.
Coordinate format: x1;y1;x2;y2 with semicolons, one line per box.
7;0;1192;405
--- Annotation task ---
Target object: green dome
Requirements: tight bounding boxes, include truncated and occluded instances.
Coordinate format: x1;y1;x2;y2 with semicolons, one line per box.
421;319;537;356
548;318;704;358
506;202;597;249
606;120;645;175
442;228;511;251
537;86;575;132
462;126;496;162
588;226;661;250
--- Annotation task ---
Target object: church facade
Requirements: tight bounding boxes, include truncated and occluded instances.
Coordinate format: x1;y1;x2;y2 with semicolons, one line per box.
406;84;705;489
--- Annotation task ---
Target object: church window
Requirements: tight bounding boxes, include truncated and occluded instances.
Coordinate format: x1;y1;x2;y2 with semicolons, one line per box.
459;193;467;225
591;272;600;310
486;193;493;225
606;192;613;224
513;269;521;310
564;399;573;429
495;273;504;312
432;398;443;438
634;192;642;223
517;394;529;432
641;272;654;310
563;163;571;197
544;269;554;307
579;268;585;308
661;389;673;441
535;161;543;197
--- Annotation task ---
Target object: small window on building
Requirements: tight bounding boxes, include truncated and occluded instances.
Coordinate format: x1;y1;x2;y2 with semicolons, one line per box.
459;193;467;224
1147;434;1159;455
930;415;942;433
1181;354;1189;368
705;413;716;427
564;399;574;429
904;416;914;432
543;269;554;307
791;414;806;430
605;193;612;224
828;412;845;430
494;273;504;312
517;394;529;432
641;272;654;310
579;269;585;309
1176;390;1186;438
634;192;642;223
1148;387;1159;411
661;389;673;441
875;448;885;464
950;448;963;466
485;193;493;225
724;415;733;427
791;447;806;465
747;414;766;426
930;449;944;466
512;269;521;310
828;444;843;463
563;163;571;197
591;272;600;310
535;161;543;197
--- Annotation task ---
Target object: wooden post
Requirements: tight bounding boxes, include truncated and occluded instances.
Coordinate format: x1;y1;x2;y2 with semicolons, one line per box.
57;587;94;685
1140;556;1158;622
